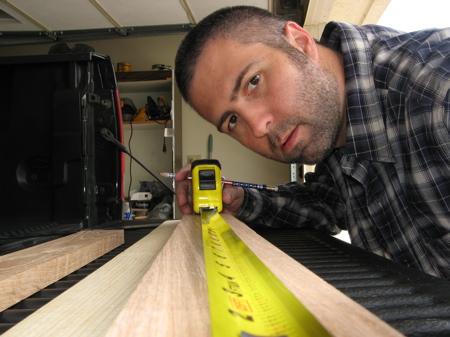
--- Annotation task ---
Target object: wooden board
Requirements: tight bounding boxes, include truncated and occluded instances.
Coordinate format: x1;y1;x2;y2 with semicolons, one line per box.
0;230;124;311
224;215;404;337
105;215;405;337
105;217;209;337
1;221;178;337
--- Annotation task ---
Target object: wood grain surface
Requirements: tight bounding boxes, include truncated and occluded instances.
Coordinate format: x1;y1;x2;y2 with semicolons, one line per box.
223;214;405;337
0;230;124;311
4;215;405;337
105;217;209;337
1;221;177;337
105;215;404;337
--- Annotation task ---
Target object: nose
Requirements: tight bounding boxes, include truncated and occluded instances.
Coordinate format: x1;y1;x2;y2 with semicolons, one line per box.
244;105;273;138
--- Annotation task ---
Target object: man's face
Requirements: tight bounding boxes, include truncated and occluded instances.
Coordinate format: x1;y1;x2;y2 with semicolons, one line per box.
189;37;343;165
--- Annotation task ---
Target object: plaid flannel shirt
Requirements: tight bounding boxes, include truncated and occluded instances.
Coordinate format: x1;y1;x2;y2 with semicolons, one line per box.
237;22;450;279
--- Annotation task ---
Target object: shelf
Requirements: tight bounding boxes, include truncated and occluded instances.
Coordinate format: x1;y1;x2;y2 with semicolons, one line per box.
122;120;172;130
116;70;173;94
118;81;171;94
123;120;171;125
115;70;172;82
118;70;175;213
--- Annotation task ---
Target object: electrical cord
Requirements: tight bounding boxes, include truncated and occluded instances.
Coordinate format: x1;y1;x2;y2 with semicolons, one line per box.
100;128;175;195
127;121;133;199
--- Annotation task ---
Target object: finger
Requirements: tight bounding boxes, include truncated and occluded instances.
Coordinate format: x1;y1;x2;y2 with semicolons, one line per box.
175;188;191;214
174;164;192;182
221;186;244;216
222;187;232;205
175;182;189;205
179;202;193;215
175;176;193;214
222;185;241;205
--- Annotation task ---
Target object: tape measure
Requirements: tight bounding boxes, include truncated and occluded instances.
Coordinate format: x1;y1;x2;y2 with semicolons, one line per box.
192;160;331;337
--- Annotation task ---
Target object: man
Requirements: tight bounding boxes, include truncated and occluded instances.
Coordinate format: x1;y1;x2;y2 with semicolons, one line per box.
174;6;450;279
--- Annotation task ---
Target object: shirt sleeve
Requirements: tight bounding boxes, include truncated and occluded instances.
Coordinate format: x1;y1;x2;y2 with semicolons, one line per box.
236;169;347;235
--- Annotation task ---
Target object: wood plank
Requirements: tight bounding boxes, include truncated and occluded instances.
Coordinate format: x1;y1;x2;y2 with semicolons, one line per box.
223;214;405;337
1;221;178;337
0;230;124;311
105;215;404;337
105;217;209;337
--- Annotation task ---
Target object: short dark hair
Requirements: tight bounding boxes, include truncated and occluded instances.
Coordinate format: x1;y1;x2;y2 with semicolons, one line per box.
175;6;290;105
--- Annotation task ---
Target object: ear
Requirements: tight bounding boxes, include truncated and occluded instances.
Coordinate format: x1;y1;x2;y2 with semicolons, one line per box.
284;22;319;64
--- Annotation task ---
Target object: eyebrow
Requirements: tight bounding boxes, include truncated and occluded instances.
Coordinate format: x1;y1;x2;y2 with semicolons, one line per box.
216;111;232;132
230;62;254;102
216;62;255;132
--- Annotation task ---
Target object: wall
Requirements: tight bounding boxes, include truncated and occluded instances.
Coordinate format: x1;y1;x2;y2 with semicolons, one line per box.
122;123;173;197
0;34;291;197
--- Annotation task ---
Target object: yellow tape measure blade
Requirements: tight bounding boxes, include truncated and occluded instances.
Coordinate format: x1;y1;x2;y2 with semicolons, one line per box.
201;211;332;337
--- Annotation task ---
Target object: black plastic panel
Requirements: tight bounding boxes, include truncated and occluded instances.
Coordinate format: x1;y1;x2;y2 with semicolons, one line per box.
0;52;123;238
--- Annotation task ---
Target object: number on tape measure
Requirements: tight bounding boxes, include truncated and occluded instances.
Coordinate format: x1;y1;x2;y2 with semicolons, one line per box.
201;209;331;337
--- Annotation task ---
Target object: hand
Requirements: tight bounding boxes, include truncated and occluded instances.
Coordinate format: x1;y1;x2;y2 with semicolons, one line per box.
174;164;245;216
174;164;193;215
221;185;244;217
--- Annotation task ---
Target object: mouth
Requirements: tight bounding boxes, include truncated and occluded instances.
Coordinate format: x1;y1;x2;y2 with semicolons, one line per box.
281;125;300;154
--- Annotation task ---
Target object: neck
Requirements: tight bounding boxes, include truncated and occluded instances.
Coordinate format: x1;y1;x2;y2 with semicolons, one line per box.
317;44;347;148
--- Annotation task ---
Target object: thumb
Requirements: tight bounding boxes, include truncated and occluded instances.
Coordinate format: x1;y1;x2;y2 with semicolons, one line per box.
222;187;233;205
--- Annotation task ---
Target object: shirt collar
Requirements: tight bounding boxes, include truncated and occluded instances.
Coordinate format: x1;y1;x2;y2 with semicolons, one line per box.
321;22;396;163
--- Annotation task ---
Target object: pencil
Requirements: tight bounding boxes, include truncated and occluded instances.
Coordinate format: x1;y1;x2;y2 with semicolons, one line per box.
160;172;278;191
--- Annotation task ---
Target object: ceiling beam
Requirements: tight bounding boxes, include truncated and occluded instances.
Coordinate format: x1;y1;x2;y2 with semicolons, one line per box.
0;0;51;32
303;0;391;39
179;0;197;24
303;0;335;39
0;24;193;46
361;0;391;25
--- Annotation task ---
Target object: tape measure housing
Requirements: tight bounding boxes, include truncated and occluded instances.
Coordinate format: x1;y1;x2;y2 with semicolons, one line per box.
192;159;223;213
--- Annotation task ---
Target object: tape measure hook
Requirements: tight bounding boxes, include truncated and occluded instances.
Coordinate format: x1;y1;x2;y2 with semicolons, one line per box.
200;207;218;224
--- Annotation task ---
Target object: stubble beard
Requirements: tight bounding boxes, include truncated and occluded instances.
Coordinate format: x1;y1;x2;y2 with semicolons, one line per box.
266;53;342;165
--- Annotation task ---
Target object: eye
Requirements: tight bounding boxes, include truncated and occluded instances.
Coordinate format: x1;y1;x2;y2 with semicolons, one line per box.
228;114;238;131
247;75;260;93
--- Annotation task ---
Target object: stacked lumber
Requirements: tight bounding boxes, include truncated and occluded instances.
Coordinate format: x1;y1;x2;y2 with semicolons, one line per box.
1;217;404;337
